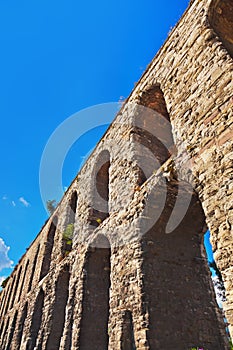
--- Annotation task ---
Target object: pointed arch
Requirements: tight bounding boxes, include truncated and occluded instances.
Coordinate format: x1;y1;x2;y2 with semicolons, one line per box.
62;192;78;255
208;0;233;58
139;85;171;122
10;265;22;309
134;85;175;184
67;191;78;225
0;286;8;316
40;217;58;280
89;150;110;228
28;245;40;292
4;275;16;314
18;260;29;302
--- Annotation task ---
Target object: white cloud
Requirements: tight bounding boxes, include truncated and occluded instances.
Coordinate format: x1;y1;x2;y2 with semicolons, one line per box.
12;201;16;207
0;276;6;286
19;197;30;207
2;196;7;200
212;275;225;307
0;238;13;272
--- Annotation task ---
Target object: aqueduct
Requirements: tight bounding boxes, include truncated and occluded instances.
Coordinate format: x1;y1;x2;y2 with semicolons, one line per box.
0;0;232;348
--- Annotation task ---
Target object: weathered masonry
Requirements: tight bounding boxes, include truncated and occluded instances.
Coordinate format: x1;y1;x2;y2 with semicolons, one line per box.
0;0;233;349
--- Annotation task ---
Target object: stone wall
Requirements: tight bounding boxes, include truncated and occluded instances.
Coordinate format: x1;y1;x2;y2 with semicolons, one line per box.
0;0;232;348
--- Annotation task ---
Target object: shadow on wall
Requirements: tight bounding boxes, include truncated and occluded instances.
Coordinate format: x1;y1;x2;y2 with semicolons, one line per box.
141;181;228;349
78;235;111;350
45;265;70;350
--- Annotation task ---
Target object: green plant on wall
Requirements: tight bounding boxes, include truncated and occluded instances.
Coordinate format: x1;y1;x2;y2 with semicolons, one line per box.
63;223;74;246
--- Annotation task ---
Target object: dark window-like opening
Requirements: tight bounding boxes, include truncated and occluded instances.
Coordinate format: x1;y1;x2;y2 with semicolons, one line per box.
0;286;8;316
121;311;136;350
6;311;18;350
27;289;44;350
0;321;4;337
10;266;22;309
28;245;40;293
0;317;9;349
89;151;110;228
79;235;111;350
4;275;16;314
40;217;58;280
16;302;28;348
18;260;29;302
0;319;5;339
208;0;233;58
46;265;70;349
62;192;78;256
133;86;176;184
68;191;78;225
141;183;229;348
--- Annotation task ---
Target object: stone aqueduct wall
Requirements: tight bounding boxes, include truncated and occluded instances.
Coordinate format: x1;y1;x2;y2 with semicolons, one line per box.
0;0;232;349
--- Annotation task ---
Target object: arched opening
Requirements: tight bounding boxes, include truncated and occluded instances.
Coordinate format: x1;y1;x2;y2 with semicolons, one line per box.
0;320;4;338
0;289;6;317
28;245;40;292
0;284;9;316
0;317;9;349
4;275;16;314
121;311;136;350
133;86;175;185
26;289;44;350
141;182;229;348
40;217;58;280
10;266;22;309
67;191;78;224
89;151;110;228
46;265;70;349
16;302;28;348
139;85;171;121
18;260;29;302
79;235;111;350
62;192;78;256
6;310;18;350
208;0;233;58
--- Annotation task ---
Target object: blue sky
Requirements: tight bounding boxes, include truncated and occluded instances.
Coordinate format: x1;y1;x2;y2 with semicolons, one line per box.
0;0;203;283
